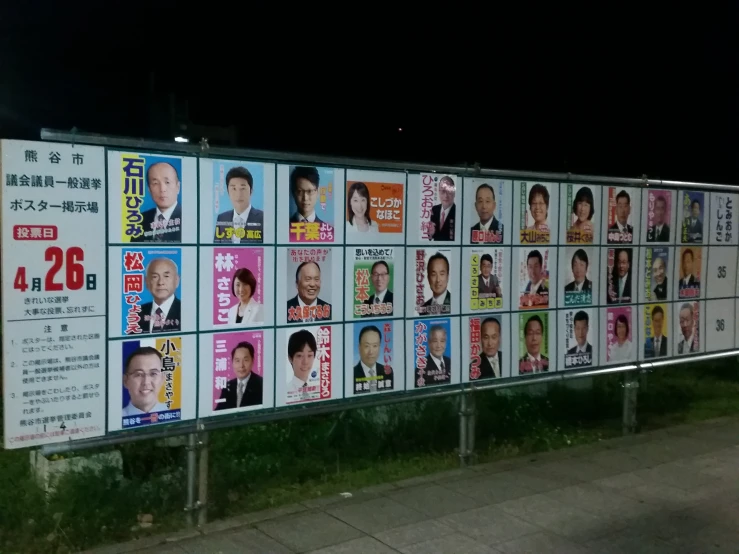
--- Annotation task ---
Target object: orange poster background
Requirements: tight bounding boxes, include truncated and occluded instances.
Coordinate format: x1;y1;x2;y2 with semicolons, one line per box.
346;181;404;233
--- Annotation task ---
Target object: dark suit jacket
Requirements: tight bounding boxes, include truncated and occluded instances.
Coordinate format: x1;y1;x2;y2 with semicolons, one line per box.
567;343;593;355
653;279;668;300
647;224;670;242
422;291;451;308
472;352;502;379
678;275;697;288
564;279;592;292
215;374;263;410
353;362;392;392
130;204;182;243
608;275;632;303
213;207;264;242
644;336;668;358
518;354;549;373
418;355;451;385
470;217;500;242
139;298;182;333
608;222;634;235
429;203;456;241
678;338;697;354
524;282;549;294
477;275;500;296
683;218;703;241
363;290;394;317
287;296;332;321
290;212;324;224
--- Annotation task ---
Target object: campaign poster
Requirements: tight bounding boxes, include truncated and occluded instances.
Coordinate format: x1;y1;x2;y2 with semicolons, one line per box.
345;320;402;396
275;324;341;406
119;248;182;335
351;248;396;319
561;308;596;370
464;178;509;245
465;314;509;381
561;246;596;307
414;173;459;243
675;301;701;355
517;247;551;309
705;299;736;352
642;303;669;360
605;247;634;304
211;331;265;411
518;311;550;374
282;247;337;324
279;165;343;244
206;159;271;245
605;186;637;244
211;247;264;327
517;181;555;245
563;184;598;244
643;247;670;302
467;247;505;311
408;248;456;317
677;246;702;299
709;192;738;246
644;189;673;243
120;336;182;429
604;306;635;364
680;190;705;244
110;151;197;244
706;246;738;299
345;169;405;245
411;318;453;388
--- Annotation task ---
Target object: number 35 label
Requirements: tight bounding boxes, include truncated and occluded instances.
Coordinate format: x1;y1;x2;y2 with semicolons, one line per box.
706;247;738;299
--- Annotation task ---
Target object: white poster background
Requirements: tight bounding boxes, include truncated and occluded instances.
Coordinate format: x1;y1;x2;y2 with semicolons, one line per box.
512;181;560;245
462;178;512;246
558;308;598;372
405;247;461;318
601;185;641;246
198;158;276;245
559;183;602;245
558;246;598;309
2;140;107;448
672;301;705;356
705;246;738;299
709;192;739;246
406;173;462;245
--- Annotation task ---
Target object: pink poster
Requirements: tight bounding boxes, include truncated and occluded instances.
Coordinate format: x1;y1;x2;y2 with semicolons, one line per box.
212;331;265;411
606;306;634;363
212;247;265;327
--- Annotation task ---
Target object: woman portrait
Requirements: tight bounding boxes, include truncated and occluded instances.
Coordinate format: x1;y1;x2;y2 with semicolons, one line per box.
526;184;550;231
227;267;264;325
568;186;595;239
346;182;379;234
608;313;633;362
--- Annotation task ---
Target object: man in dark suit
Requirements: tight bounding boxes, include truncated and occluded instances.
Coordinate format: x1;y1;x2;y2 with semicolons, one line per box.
678;248;699;292
139;257;181;333
471;317;503;379
289;166;324;224
427;175;456;241
564;249;592;293
519;315;549;374
421;253;451;313
477;254;502;297
417;325;451;386
646;195;670;242
287;261;332;322
131;161;182;243
644;305;668;358
566;311;593;366
353;325;393;394
470;183;501;243
363;260;394;317
651;256;668;300
608;249;632;304
608;190;634;240
214;166;265;243
215;341;263;410
682;199;703;243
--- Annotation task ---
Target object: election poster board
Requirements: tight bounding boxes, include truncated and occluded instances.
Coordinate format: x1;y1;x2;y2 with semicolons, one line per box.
2;141;107;448
4;137;739;450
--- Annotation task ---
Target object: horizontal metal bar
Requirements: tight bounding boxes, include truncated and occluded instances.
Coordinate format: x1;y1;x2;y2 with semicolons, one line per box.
40;128;739;191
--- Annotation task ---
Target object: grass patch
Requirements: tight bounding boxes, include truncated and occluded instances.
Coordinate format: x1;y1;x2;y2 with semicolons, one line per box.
0;358;737;552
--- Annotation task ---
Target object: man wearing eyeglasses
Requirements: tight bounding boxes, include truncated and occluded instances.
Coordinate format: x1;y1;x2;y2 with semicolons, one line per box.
363;260;394;317
122;346;167;416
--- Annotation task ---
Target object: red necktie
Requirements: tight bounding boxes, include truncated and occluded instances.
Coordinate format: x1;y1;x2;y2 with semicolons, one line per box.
440;210;446;229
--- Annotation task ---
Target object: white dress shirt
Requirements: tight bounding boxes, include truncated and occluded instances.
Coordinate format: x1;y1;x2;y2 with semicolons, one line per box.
149;294;176;332
487;355;500;378
231;206;252;243
123;401;168;417
153;202;178;239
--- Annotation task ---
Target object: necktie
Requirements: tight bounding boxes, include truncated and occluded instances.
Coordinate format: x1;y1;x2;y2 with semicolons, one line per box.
154;214;165;242
232;216;244;244
440;360;446;374
237;381;245;406
440;209;446;229
655;338;660;354
374;296;380;304
368;367;377;392
154;307;164;330
491;358;499;378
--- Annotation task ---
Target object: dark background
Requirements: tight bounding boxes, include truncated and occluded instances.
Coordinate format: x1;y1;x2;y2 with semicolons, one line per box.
1;5;737;183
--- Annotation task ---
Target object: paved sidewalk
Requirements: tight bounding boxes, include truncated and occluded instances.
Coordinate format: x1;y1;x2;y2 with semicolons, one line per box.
87;417;739;553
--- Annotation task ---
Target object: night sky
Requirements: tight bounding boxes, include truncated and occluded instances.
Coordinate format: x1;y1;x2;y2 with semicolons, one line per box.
1;5;737;184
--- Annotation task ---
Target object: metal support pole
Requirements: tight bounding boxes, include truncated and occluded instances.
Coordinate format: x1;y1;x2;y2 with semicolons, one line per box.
185;433;198;527
466;392;477;466
622;373;640;435
458;392;468;467
197;432;209;526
